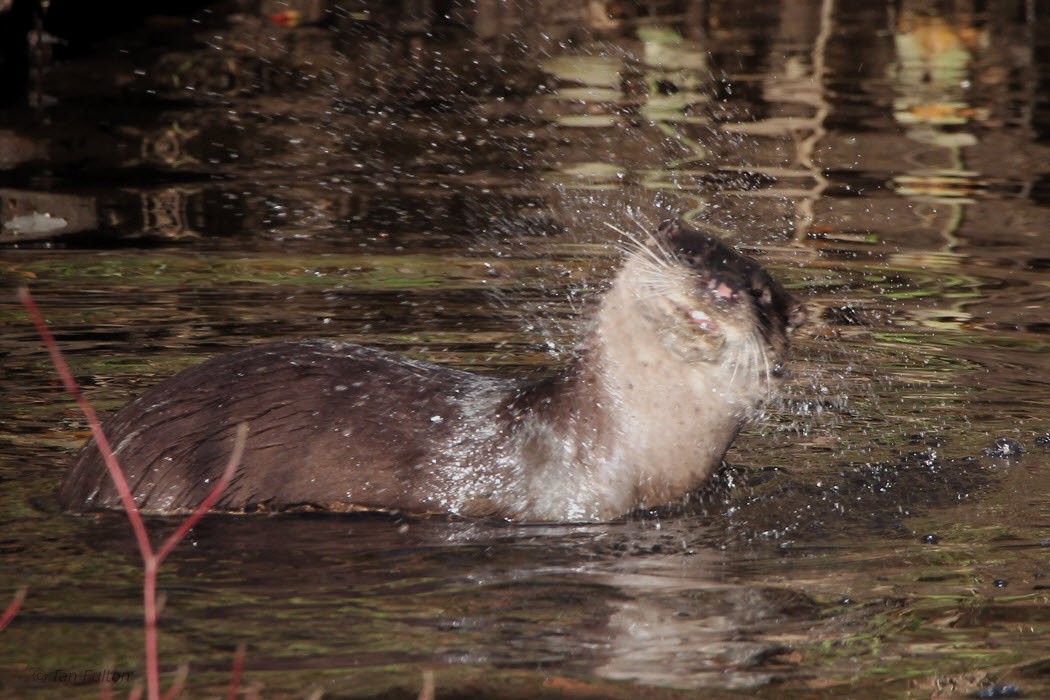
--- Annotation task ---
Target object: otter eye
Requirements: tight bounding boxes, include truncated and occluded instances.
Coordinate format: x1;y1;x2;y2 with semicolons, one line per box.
750;287;772;305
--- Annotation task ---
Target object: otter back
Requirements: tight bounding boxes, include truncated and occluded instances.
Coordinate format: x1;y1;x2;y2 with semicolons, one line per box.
59;220;804;522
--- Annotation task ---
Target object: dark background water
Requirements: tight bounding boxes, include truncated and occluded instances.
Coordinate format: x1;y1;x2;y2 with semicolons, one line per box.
4;0;1050;697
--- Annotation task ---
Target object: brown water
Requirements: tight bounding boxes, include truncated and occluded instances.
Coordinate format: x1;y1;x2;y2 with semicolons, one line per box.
4;1;1050;697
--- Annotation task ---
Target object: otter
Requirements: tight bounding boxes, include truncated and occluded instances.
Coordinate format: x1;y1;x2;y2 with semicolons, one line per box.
58;220;805;522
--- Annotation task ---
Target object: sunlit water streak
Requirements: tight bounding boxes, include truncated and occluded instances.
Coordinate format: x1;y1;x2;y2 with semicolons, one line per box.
3;1;1050;697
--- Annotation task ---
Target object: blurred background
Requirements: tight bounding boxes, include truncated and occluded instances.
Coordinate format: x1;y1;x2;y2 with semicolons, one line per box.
3;1;1050;698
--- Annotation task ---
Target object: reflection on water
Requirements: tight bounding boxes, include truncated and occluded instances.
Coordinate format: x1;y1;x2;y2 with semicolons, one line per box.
4;0;1050;697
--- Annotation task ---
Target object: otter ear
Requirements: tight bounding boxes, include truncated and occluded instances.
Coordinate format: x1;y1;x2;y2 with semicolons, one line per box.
654;220;682;239
641;219;680;251
786;296;808;333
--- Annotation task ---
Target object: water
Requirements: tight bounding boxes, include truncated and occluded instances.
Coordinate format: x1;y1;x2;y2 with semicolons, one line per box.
4;0;1050;697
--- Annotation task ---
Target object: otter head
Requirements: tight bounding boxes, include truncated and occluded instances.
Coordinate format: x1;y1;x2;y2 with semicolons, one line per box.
620;219;806;392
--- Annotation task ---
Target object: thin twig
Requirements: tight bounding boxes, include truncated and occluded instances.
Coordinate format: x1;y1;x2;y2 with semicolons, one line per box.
160;663;188;700
98;659;115;700
0;586;26;632
17;288;153;557
418;669;435;700
18;288;249;700
155;423;248;565
99;673;113;700
227;643;247;700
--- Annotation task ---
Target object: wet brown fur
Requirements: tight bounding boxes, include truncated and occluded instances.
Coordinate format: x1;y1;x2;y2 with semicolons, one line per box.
59;221;804;522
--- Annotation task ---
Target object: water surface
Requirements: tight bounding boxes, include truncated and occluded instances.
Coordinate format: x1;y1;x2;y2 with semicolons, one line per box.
3;1;1050;697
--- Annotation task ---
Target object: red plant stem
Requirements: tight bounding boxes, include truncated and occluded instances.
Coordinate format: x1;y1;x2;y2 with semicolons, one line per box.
146;426;245;699
0;586;26;632
227;643;247;700
18;288;248;700
418;669;435;700
99;671;113;700
143;558;161;700
161;664;188;700
155;423;247;565
17;288;153;557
